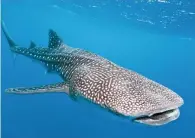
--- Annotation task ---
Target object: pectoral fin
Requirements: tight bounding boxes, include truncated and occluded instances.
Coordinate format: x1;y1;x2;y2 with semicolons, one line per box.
5;82;69;94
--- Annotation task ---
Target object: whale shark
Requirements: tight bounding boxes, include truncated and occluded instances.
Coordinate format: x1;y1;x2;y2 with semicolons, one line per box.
2;22;184;126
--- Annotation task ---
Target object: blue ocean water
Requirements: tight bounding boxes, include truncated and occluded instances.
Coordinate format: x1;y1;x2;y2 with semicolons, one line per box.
1;0;195;138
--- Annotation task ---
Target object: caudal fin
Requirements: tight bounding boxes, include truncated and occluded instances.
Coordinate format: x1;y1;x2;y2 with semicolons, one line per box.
1;21;17;48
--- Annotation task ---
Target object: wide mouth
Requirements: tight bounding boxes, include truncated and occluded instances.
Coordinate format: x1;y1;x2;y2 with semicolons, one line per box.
133;108;180;126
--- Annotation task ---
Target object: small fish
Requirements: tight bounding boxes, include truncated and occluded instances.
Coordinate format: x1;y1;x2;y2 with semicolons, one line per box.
2;22;184;126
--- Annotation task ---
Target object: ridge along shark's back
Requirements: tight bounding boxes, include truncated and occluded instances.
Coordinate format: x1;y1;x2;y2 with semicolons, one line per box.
2;22;184;126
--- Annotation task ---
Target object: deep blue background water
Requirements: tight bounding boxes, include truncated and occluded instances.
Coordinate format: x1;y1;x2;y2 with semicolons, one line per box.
1;0;195;138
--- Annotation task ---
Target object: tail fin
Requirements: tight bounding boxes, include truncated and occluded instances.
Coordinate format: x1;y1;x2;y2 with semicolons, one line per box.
1;21;17;48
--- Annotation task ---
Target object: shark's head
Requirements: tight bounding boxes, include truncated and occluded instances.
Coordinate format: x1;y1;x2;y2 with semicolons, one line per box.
110;71;184;126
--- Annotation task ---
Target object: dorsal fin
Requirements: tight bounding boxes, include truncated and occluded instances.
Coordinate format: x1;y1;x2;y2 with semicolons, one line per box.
29;41;36;48
48;29;63;49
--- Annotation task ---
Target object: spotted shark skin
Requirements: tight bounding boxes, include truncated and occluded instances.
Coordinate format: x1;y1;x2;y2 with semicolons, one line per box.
2;22;184;126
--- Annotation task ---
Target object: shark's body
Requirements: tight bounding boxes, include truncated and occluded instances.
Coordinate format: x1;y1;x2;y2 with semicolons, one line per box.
2;23;184;126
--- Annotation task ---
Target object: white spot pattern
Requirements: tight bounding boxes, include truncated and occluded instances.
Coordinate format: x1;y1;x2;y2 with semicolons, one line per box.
10;30;184;117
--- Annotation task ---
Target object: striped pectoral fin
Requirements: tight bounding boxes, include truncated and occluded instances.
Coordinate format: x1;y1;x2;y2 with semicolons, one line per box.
5;82;70;94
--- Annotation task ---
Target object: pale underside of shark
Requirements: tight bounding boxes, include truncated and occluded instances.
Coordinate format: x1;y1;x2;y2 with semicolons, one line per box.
2;22;184;126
